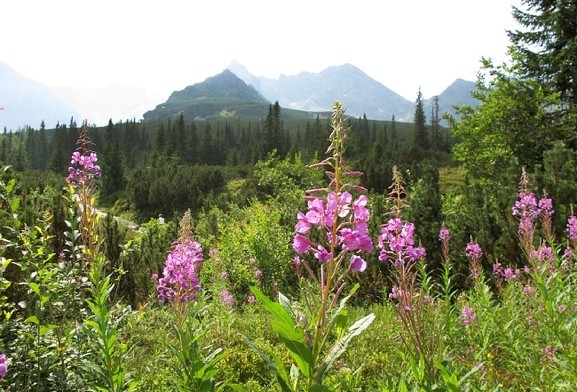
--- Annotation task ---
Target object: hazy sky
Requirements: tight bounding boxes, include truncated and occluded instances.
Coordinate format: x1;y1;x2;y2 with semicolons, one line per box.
2;0;522;103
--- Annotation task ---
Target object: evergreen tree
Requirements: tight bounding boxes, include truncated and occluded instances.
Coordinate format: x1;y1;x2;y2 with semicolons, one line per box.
98;120;125;199
200;122;214;164
430;96;441;151
263;101;284;157
508;0;577;108
390;115;398;150
156;124;166;154
49;124;69;174
38;121;49;170
412;88;429;151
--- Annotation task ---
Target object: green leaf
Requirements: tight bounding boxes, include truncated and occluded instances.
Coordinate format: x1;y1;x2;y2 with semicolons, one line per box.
317;313;375;379
39;324;58;336
25;315;40;326
271;318;313;378
28;282;40;295
251;286;293;326
9;197;19;213
6;178;16;194
252;287;313;379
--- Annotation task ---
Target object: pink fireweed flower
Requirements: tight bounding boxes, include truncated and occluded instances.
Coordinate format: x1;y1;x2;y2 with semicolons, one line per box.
339;223;374;252
466;242;483;261
156;238;202;303
327;191;352;218
349;255;367;272
293;234;311;254
540;345;558;362
314;245;333;262
439;225;451;243
305;198;333;228
531;244;554;264
292;256;302;269
67;150;101;187
460;305;477;326
539;197;554;217
389;286;408;301
0;354;7;379
220;289;234;307
512;192;539;219
563;247;573;260
492;262;503;277
378;218;425;265
567;215;577;244
255;269;263;280
295;211;312;234
502;267;518;281
352;194;370;222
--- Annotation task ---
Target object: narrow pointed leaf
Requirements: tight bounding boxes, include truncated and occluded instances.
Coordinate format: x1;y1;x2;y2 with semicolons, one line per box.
318;313;375;379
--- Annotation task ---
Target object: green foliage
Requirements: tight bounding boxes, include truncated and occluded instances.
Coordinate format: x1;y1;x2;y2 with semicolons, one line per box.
117;218;177;307
83;255;134;392
126;161;226;218
206;202;296;303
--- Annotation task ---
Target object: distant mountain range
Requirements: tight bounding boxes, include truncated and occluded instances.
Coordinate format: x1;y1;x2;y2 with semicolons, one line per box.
0;62;80;131
1;60;478;130
228;61;479;122
145;64;478;123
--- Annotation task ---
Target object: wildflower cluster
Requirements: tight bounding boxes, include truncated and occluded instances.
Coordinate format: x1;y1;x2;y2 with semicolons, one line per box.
378;218;425;266
512;168;556;254
377;166;426;267
439;224;450;261
460;305;477;326
157;210;202;304
466;241;483;279
67;150;101;187
66;121;101;188
492;262;521;282
293;192;373;272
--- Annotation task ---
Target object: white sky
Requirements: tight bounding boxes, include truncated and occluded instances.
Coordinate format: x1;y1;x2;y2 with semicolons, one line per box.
2;0;522;103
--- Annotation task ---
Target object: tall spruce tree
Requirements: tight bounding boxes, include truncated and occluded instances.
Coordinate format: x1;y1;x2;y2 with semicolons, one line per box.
101;120;125;199
412;88;429;151
508;0;577;108
430;96;441;151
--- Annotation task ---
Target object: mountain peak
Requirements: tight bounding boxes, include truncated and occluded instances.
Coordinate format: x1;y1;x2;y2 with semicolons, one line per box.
142;68;270;122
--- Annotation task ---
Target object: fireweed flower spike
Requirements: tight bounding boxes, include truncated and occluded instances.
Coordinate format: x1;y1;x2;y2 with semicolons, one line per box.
512;168;539;256
538;192;554;241
251;102;375;389
466;240;483;279
67;120;102;267
439;224;450;261
376;167;438;383
156;209;202;308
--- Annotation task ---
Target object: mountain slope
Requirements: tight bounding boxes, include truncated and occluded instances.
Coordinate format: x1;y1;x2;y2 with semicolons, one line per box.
142;69;273;122
0;62;80;130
